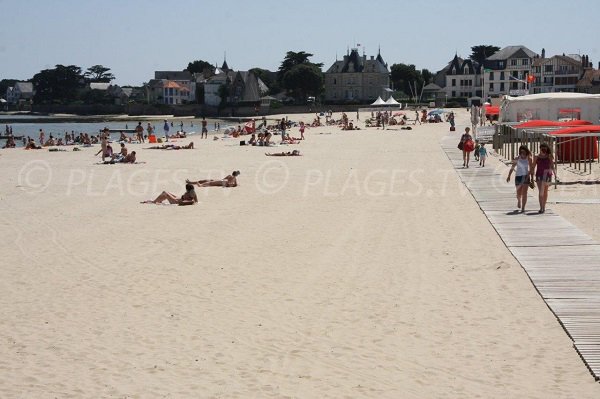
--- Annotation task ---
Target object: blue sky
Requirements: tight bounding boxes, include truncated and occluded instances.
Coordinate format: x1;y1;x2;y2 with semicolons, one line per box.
1;0;599;85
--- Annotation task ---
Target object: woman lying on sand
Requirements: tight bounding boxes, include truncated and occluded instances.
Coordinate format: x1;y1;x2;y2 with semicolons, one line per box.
265;150;301;156
146;142;194;150
186;171;240;187
142;183;198;205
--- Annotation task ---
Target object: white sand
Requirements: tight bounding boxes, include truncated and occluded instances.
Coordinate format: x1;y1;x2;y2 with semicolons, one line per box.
1;110;599;398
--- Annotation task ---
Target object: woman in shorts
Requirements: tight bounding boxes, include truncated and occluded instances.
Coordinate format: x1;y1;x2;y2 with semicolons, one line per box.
533;143;556;214
506;145;533;213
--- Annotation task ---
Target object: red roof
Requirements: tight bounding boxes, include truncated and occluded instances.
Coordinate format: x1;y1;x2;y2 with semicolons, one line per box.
549;126;600;135
515;120;592;128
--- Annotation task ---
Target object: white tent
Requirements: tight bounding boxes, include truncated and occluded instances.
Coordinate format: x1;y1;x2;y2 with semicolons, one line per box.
500;93;600;123
385;96;400;106
371;96;386;106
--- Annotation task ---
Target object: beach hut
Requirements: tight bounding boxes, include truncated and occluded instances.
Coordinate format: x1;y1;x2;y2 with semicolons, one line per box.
500;92;600;123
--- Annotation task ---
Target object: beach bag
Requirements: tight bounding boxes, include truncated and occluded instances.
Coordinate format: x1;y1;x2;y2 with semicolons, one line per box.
457;141;464;150
464;139;475;152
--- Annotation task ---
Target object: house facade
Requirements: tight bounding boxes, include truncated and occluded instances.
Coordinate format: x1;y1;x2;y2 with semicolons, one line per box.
203;60;269;107
577;60;600;94
483;45;537;97
443;55;482;99
531;54;584;94
6;81;34;105
147;71;196;104
324;48;390;102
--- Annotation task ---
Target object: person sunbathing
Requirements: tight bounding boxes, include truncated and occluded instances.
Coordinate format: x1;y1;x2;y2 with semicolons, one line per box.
120;151;136;163
146;142;194;150
142;183;198;206
186;171;240;187
265;150;301;156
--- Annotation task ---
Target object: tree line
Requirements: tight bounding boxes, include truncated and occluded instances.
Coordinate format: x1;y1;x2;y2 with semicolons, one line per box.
1;45;500;105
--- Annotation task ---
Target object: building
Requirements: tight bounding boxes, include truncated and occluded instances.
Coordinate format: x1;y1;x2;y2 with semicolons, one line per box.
444;54;482;100
147;71;197;105
483;45;537;97
6;81;34;105
531;51;584;94
577;61;600;94
203;60;269;107
324;48;390;102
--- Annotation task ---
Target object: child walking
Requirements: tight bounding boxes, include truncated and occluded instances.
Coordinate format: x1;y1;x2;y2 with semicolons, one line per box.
479;143;488;167
473;140;481;161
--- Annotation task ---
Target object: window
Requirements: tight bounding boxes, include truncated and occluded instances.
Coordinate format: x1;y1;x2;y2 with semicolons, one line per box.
489;72;494;80
511;82;518;90
512;71;519;78
499;61;505;68
522;59;529;66
500;83;505;91
500;72;505;80
544;65;553;73
489;83;494;90
333;78;336;85
534;66;541;73
511;59;518;66
452;91;456;97
451;79;456;86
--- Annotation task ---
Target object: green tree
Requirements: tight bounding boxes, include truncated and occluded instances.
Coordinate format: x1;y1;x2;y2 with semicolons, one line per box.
281;64;323;101
84;65;115;83
421;69;433;85
469;45;500;65
32;65;84;104
186;60;215;76
390;63;423;99
277;51;323;99
278;51;323;81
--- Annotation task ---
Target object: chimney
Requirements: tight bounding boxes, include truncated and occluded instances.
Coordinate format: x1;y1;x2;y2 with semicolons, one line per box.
541;48;546;58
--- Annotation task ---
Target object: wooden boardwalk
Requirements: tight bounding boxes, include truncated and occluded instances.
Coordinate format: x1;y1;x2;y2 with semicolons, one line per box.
441;135;600;381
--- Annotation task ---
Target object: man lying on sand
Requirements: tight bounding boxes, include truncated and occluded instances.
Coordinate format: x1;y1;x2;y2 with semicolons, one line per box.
186;171;240;187
146;142;194;150
142;183;198;206
265;150;301;156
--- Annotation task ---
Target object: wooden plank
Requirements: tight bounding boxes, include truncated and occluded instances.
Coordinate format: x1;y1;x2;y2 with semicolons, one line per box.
441;134;600;382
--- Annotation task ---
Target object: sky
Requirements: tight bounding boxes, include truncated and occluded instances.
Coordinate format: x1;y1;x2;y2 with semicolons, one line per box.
1;0;599;86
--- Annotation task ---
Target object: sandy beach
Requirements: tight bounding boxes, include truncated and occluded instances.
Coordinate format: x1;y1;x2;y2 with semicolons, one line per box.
1;109;599;398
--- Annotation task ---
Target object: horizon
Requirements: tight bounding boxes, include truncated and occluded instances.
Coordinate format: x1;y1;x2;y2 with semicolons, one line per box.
1;0;599;86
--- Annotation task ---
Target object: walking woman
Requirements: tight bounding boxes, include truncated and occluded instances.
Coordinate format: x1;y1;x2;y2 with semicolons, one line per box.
533;143;556;214
506;145;534;212
460;127;474;168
